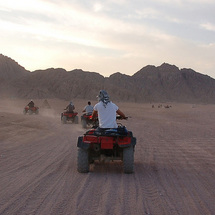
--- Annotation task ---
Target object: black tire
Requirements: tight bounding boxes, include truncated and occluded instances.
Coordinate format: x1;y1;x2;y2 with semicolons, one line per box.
23;110;27;115
35;109;39;115
77;148;89;173
62;116;67;124
28;110;33;115
74;115;79;124
82;118;87;128
123;146;134;174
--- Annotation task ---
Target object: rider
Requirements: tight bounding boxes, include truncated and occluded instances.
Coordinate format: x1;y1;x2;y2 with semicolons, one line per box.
65;101;75;113
82;101;94;115
92;90;126;128
27;100;34;108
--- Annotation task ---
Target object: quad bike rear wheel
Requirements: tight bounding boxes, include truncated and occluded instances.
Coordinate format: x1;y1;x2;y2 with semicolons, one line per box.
77;148;89;173
123;146;134;174
62;116;67;124
81;118;87;128
74;115;79;124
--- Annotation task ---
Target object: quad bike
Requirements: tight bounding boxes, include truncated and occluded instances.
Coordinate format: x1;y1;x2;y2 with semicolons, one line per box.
61;111;79;124
77;117;136;173
81;112;99;129
23;106;39;115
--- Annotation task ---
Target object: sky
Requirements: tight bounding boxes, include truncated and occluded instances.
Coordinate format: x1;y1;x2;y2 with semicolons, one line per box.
0;0;215;78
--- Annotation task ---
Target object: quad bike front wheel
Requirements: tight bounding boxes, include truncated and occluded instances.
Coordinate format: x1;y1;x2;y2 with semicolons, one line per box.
77;148;89;173
123;146;134;174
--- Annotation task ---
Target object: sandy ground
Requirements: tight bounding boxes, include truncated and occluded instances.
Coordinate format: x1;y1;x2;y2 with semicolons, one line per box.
0;98;215;215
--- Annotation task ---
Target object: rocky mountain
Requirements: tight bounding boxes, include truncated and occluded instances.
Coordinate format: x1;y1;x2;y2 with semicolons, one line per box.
132;63;215;103
0;54;215;103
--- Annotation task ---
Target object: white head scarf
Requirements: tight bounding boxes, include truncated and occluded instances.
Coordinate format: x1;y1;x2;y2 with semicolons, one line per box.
98;90;110;107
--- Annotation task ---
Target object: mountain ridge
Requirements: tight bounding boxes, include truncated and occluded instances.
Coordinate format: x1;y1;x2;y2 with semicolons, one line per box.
0;54;215;103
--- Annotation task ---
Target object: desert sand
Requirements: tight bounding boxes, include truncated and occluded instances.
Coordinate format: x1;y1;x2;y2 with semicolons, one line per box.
0;98;215;215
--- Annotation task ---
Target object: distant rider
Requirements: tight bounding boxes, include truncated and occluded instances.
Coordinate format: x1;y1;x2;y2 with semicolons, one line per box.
82;101;94;115
65;101;75;113
92;90;126;128
28;100;34;108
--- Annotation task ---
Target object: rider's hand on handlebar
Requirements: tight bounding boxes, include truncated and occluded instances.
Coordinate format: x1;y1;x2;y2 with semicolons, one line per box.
116;115;128;120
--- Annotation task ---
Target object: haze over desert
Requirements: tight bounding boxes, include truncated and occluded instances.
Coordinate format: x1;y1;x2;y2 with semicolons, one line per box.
0;98;215;215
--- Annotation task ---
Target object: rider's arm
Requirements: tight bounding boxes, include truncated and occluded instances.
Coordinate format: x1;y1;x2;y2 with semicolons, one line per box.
116;109;126;119
92;110;98;119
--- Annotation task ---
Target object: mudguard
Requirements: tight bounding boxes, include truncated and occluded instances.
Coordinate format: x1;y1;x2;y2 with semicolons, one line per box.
131;136;136;146
118;136;136;148
78;129;136;149
77;136;89;150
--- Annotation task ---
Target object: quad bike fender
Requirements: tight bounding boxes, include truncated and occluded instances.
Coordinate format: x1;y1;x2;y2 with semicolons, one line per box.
77;136;90;150
63;112;78;117
131;136;136;146
98;136;136;149
118;136;136;148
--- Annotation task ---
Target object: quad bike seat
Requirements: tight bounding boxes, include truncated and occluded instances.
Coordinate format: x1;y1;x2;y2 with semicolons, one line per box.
86;126;129;137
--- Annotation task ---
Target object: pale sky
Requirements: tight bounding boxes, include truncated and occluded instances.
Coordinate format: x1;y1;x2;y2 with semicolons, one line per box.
1;0;215;78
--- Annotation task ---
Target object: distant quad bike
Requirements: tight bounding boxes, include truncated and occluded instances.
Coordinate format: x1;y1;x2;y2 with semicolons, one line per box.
81;113;99;129
77;117;136;174
61;112;79;124
23;106;39;115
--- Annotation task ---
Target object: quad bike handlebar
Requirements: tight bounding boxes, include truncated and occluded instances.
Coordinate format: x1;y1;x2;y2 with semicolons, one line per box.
116;115;128;120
